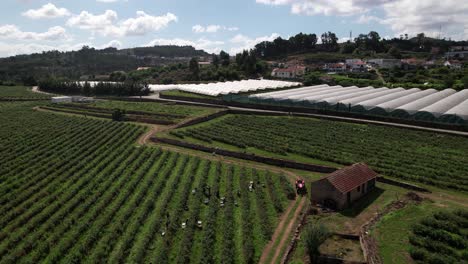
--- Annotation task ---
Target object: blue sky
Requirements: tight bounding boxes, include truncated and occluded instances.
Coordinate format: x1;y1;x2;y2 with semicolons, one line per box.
0;0;466;57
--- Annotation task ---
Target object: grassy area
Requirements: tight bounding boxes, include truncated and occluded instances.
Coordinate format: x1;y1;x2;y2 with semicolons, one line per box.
373;200;467;264
0;86;50;100
160;89;222;100
167;114;468;192
87;100;219;121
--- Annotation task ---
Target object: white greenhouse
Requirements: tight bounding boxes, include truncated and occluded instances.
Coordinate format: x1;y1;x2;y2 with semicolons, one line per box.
249;84;468;124
149;79;301;96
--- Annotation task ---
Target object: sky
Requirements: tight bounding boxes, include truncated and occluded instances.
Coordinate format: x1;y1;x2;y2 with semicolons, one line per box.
0;0;467;57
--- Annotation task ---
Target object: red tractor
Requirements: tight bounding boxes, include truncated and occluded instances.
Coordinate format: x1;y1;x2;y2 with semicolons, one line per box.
295;179;307;196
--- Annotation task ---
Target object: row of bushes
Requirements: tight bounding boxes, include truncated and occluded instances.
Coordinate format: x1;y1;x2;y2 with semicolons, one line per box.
409;209;468;263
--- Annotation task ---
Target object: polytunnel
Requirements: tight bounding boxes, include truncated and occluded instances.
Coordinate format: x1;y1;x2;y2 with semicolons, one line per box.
351;88;420;113
413;89;468;121
335;88;393;111
280;85;345;104
319;86;376;106
368;89;437;116
251;85;326;99
390;89;457;118
258;85;336;105
438;99;468;124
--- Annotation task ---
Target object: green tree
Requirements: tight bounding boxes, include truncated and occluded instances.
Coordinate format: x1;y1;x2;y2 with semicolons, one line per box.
444;76;455;88
112;109;125;122
340;42;356;54
219;51;230;66
303;223;330;262
189;57;200;80
462;75;468;89
212;54;220;68
388;46;402;59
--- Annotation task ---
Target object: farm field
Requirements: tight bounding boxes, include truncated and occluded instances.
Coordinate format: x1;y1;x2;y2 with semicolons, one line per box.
373;204;468;264
0;102;293;263
41;100;220;124
167;114;468;192
408;209;468;263
0;86;50;100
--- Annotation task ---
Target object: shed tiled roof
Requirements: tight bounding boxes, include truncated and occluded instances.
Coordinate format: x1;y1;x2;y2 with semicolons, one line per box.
325;163;378;193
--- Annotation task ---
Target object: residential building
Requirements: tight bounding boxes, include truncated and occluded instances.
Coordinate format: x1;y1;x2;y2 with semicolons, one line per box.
271;65;307;79
346;60;368;72
368;59;402;69
310;163;378;210
444;60;463;70
323;63;347;73
51;96;73;103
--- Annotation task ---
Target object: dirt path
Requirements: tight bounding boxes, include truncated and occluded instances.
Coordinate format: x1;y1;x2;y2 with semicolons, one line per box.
137;125;168;145
31;86;55;95
260;196;307;264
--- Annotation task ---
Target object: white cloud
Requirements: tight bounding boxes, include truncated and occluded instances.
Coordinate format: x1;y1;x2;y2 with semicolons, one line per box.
147;38;224;53
67;10;177;37
192;25;205;33
192;24;239;33
97;0;119;2
22;3;71;19
255;0;387;16
229;33;280;54
101;40;122;49
0;25;69;41
356;15;382;24
257;0;468;40
0;40;124;57
0;41;90;57
380;0;468;40
66;10;118;32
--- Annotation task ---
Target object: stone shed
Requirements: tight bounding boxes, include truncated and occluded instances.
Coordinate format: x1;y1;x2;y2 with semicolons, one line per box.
310;163;378;210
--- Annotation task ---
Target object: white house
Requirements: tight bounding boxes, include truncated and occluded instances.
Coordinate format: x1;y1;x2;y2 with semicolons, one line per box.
444;60;462;70
323;63;347;73
271;65;307;79
367;59;402;69
346;60;368;72
51;96;72;103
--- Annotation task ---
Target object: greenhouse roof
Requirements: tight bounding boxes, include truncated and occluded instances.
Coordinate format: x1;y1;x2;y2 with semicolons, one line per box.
251;85;468;121
149;79;301;96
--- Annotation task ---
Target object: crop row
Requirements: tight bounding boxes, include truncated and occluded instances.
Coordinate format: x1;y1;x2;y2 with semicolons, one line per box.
172;114;468;191
409;210;468;264
0;103;293;263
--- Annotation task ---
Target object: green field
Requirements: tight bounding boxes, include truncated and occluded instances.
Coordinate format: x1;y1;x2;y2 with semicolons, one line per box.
373;203;468;264
42;100;220;124
89;100;219;120
0;103;293;263
408;209;467;263
168;114;468;192
0;86;50;100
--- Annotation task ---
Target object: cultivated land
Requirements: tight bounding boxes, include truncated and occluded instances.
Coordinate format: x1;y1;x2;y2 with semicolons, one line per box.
166;114;468;192
2;86;468;264
0;86;50;100
40;100;220;124
0;102;294;263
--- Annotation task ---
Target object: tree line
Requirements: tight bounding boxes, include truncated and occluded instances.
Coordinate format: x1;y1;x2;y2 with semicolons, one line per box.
38;79;151;97
251;31;468;59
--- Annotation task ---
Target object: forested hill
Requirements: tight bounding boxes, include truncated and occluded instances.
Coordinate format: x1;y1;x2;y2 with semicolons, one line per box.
0;45;210;84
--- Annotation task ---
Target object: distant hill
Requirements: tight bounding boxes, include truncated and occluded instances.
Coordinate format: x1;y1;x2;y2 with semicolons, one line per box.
0;45;211;84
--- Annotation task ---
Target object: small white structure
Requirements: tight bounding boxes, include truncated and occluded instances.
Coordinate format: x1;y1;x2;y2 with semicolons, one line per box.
51;96;72;103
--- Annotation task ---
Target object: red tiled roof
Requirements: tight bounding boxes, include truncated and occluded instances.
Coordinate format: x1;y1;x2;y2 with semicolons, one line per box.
325;163;378;193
